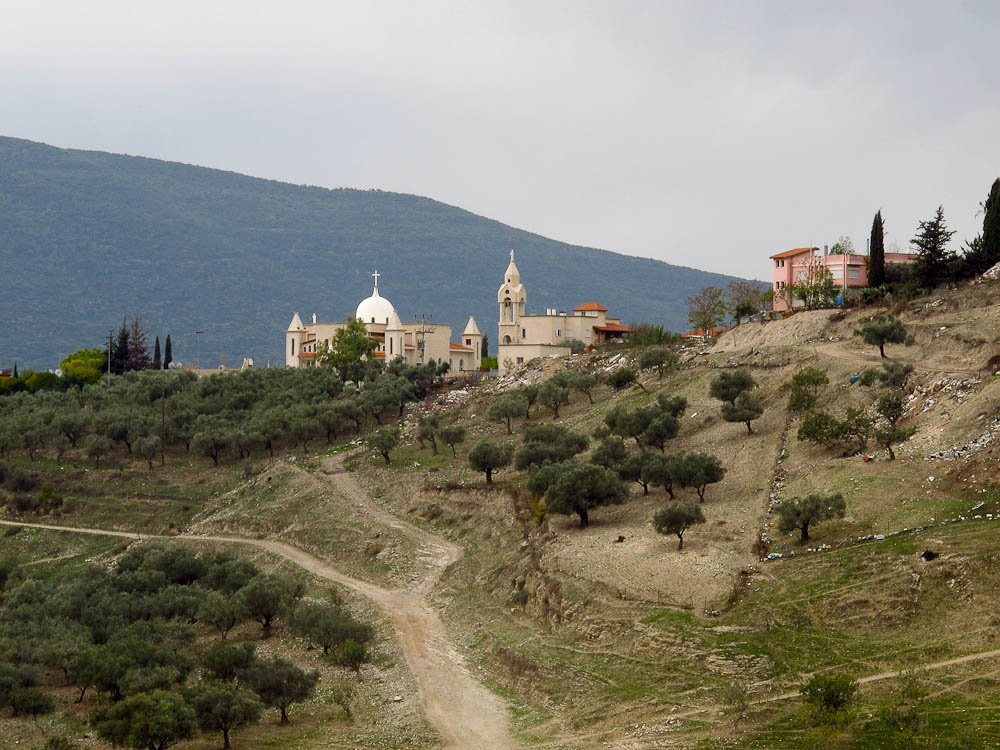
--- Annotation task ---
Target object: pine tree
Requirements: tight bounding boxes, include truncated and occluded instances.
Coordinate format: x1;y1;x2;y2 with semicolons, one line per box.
911;205;956;288
127;317;152;371
983;178;1000;271
153;336;162;370
868;210;885;287
112;317;130;375
164;335;173;370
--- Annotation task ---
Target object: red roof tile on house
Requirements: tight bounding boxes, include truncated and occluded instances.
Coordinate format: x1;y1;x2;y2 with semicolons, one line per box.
681;328;727;338
449;342;474;351
572;302;609;312
770;247;816;259
594;323;631;332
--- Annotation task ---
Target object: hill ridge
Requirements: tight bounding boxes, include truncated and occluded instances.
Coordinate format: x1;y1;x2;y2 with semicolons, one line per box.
0;135;754;369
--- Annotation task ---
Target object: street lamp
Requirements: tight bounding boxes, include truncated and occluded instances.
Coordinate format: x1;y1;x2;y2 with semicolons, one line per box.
195;330;204;371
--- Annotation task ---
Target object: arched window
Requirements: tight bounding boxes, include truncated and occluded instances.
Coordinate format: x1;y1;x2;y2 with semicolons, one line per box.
503;299;512;322
389;338;393;354
291;339;295;355
503;335;512;344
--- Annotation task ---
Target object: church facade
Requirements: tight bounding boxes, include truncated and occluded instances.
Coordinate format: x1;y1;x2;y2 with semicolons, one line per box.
285;272;482;374
496;251;629;372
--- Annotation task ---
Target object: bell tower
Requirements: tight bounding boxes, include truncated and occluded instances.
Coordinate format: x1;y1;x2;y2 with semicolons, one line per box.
497;250;526;346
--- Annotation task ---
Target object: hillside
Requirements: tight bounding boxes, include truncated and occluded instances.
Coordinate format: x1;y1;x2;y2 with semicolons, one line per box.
0;136;754;370
5;281;1000;747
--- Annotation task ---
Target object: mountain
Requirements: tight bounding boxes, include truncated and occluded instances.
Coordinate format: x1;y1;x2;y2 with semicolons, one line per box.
0;136;756;370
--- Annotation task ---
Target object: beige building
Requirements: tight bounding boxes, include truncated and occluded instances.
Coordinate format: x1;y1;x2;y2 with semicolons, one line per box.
286;271;482;374
496;251;629;372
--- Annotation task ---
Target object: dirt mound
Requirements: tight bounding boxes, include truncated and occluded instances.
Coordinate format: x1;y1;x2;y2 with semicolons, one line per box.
712;310;839;353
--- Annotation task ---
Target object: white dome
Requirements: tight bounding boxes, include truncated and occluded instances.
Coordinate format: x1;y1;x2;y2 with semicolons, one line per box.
356;288;395;324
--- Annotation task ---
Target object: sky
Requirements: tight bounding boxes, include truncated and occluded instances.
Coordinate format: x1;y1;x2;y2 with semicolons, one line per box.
3;1;999;281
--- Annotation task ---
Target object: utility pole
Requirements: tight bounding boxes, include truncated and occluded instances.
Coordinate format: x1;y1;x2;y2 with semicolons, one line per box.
107;329;113;386
414;315;434;364
195;330;204;372
160;386;167;466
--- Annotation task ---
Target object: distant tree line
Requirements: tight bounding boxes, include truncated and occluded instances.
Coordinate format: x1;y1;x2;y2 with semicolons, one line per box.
0;358;455;518
2;317;175;395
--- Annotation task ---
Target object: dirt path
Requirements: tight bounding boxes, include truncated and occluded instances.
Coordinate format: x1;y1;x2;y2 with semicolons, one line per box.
811;341;984;376
1;456;516;750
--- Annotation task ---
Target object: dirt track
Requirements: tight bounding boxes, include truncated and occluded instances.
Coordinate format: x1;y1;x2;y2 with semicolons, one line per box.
0;453;515;750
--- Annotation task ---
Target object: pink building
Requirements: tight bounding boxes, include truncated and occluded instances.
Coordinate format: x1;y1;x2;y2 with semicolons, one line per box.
770;247;916;312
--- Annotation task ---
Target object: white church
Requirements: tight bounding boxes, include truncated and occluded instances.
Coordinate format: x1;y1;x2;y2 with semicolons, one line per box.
496;250;629;371
284;253;629;375
285;271;482;374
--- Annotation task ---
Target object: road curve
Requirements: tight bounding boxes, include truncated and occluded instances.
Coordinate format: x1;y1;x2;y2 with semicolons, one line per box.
0;458;516;750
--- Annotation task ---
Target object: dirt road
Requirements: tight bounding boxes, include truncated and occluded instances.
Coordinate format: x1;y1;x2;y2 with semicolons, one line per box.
1;454;515;750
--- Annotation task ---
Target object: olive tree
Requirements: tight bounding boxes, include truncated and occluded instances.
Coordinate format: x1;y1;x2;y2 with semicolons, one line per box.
652;501;706;549
437;426;466;457
775;492;846;542
721;392;764;433
489;395;526;434
188;684;262;750
854;315;906;358
369;426;400;465
709;369;755;405
543;462;628;528
673;452;726;501
467;441;514;485
242;656;319;725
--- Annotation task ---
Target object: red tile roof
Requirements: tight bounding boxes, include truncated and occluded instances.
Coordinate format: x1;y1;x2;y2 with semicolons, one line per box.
572;302;609;312
770;247;816;259
681;328;727;338
449;342;474;351
594;323;631;332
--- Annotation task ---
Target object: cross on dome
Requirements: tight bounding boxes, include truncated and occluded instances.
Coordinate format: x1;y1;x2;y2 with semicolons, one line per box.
371;269;381;292
509;249;515;262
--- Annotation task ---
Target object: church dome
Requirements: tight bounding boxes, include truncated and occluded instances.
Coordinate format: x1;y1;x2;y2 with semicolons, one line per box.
355;272;396;324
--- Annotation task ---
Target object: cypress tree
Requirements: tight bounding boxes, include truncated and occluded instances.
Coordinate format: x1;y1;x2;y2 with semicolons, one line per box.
164;335;173;370
868;210;885;287
12;362;17;378
911;206;955;288
983;178;1000;271
153;336;162;370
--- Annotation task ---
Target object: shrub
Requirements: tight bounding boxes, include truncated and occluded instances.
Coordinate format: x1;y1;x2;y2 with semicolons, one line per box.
801;673;858;726
605;368;638;391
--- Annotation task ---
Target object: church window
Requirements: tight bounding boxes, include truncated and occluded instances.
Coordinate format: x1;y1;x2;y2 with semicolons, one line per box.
556;329;561;337
503;335;512;344
465;338;471;345
389;338;393;354
522;328;526;338
291;340;295;355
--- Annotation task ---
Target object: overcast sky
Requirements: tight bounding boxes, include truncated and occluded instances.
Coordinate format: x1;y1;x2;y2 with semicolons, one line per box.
3;1;999;280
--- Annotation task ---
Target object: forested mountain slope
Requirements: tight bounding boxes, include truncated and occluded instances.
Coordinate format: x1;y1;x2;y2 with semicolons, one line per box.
0;136;753;369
